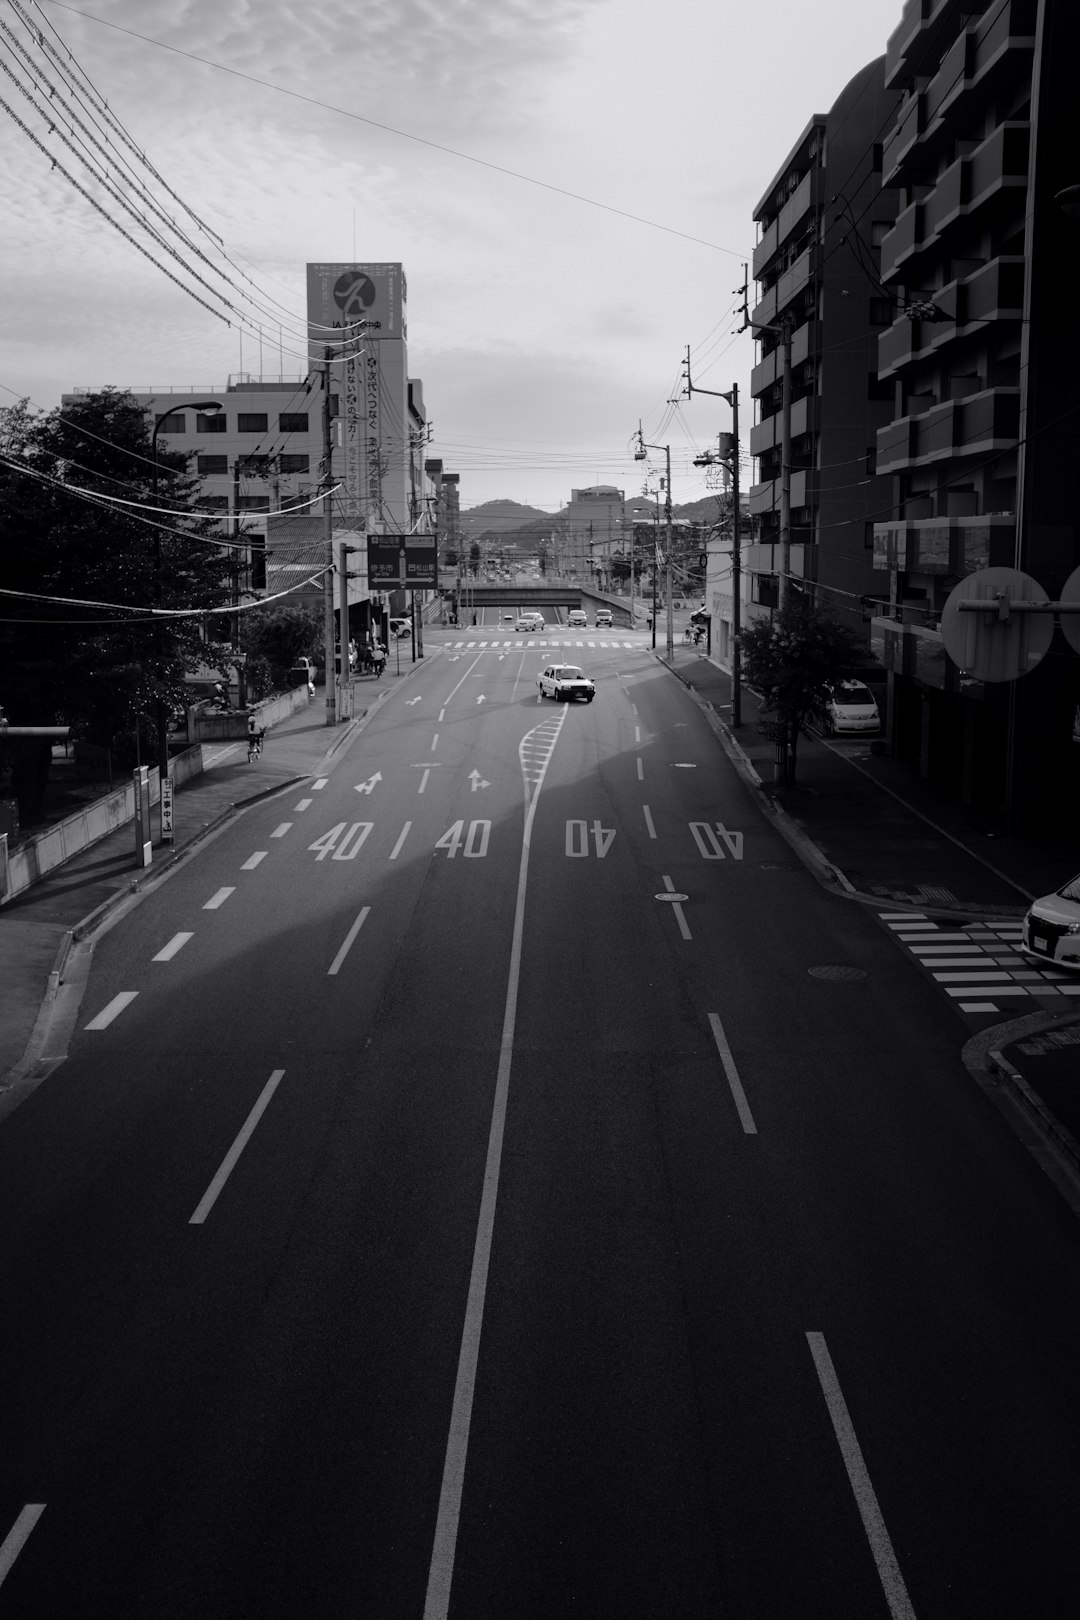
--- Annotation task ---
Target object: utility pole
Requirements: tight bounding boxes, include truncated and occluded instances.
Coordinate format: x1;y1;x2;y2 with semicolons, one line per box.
338;540;352;719
321;349;337;726
686;354;743;727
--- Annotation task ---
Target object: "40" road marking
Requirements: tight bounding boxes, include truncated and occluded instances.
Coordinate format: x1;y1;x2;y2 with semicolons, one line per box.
689;822;744;860
565;819;616;857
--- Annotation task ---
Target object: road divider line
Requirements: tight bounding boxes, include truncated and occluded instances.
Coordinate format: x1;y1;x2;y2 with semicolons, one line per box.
152;932;194;963
295;798;313;811
389;822;412;860
432;733;440;749
637;757;644;780
643;805;656;839
312;778;328;790
328;907;371;976
84;991;138;1030
0;1504;46;1587
805;1332;916;1620
424;705;567;1619
271;822;292;838
708;1013;757;1134
241;851;268;870
662;875;692;941
204;887;235;910
189;1069;286;1225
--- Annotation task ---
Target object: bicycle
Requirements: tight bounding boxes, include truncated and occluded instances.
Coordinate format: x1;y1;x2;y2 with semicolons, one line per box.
247;728;265;763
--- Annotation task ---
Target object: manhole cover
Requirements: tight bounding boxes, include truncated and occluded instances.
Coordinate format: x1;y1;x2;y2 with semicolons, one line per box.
808;964;867;982
656;892;689;903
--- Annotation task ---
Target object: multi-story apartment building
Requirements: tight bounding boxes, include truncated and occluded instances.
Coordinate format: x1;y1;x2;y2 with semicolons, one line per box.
871;0;1077;831
566;486;626;584
748;59;901;644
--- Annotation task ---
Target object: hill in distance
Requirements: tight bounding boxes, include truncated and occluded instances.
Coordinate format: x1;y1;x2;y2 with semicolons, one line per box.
458;500;551;541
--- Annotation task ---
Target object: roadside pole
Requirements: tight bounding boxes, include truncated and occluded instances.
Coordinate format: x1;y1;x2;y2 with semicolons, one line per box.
322;348;337;726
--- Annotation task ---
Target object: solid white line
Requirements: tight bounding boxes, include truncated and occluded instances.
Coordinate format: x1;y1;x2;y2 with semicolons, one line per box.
636;757;644;780
0;1504;46;1586
643;805;656;839
295;797;313;811
389;822;412;860
271;822;292;838
328;907;370;976
708;1013;757;1134
424;707;566;1618
152;931;193;962
84;991;138;1030
189;1069;286;1225
204;887;235;910
805;1332;916;1620
241;851;268;870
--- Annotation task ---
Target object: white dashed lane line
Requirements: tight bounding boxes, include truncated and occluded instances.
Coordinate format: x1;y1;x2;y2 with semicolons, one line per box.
271;822;292;838
312;778;328;790
152;932;193;962
241;852;268;870
204;887;235;910
84;992;138;1031
295;798;313;811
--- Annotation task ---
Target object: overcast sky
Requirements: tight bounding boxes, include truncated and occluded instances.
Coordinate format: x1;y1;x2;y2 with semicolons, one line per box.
0;0;904;513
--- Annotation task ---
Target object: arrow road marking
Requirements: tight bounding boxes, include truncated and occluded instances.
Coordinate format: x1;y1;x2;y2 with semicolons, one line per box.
406;696;423;706
468;770;491;791
354;772;383;795
476;695;486;704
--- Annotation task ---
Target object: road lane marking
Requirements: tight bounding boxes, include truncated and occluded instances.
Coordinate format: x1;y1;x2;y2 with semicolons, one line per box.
438;708;446;721
153;932;193;962
643;805;656;839
424;706;567;1619
662;875;692;940
432;733;440;749
328;907;371;976
312;778;328;790
389;822;412;859
418;770;431;793
271;822;292;837
189;1069;286;1225
805;1332;916;1620
204;887;235;910
636;757;644;780
0;1504;46;1587
84;992;138;1030
635;724;641;744
708;1013;757;1134
295;798;313;811
241;852;268;870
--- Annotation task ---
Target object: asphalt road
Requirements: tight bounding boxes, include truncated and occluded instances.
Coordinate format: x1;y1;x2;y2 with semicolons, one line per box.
2;627;1080;1617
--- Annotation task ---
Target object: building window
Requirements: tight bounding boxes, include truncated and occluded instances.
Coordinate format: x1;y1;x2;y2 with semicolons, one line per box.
279;412;308;433
279;454;310;474
238;496;270;511
237;413;268;433
197;455;228;475
200;495;230;511
156;413;185;434
197;412;226;433
752;574;779;609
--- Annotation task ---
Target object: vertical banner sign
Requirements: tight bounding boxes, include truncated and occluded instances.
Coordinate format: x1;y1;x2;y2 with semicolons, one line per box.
343;346;363;522
160;774;174;844
366;350;382;518
133;766;152;868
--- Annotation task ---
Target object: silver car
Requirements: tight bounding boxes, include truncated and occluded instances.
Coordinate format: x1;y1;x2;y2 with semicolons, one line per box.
1022;874;1080;971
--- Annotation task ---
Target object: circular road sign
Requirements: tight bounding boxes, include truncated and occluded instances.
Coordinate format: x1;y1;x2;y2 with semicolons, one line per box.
1058;564;1080;657
940;567;1052;683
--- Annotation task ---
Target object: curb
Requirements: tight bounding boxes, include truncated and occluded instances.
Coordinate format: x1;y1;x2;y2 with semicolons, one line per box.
987;1041;1080;1176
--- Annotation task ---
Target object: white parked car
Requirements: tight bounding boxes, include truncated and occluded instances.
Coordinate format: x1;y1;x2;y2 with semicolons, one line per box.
537;663;595;703
1022;874;1080;971
389;617;412;639
823;680;880;735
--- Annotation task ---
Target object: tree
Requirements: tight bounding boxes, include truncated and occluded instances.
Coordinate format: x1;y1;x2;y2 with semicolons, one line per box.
0;389;234;774
735;595;865;789
469;542;481;578
243;602;322;696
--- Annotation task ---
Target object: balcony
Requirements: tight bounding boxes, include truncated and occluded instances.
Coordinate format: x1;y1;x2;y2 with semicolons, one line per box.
876;387;1020;473
872;513;1016;578
751;349;778;398
749;478;778;517
751;284;778;332
750;415;777;458
880;200;922;278
880;124;1029;279
753;216;780;279
885;0;954;89
882;93;922;185
958;255;1024;324
878;318;917;378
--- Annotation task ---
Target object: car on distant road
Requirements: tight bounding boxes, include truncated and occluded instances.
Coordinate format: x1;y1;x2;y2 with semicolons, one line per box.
823;680;880;735
537;663;595;702
1021;874;1080;971
501;612;516;625
595;610;613;628
516;613;545;632
389;617;412;639
567;609;587;628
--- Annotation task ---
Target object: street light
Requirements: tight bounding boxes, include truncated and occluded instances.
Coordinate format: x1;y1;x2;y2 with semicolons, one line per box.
150;399;223;833
633;429;674;656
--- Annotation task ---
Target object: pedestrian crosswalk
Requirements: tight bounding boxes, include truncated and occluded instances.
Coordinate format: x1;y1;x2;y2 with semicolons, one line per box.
442;638;639;650
880;911;1080;1014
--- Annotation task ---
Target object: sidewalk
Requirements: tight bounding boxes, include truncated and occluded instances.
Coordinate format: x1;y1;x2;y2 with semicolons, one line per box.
0;680;392;1088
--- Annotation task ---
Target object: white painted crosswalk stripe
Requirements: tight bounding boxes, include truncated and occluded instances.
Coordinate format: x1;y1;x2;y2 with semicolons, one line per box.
881;910;1072;1014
